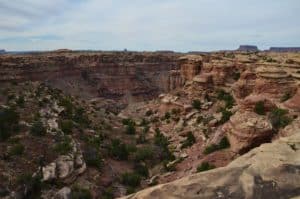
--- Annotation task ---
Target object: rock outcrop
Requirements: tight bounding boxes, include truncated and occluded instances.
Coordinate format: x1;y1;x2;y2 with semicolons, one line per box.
121;133;300;199
269;47;300;52
237;45;259;52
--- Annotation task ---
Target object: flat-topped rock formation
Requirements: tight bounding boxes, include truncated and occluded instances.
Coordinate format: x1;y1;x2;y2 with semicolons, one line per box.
237;45;259;52
269;47;300;52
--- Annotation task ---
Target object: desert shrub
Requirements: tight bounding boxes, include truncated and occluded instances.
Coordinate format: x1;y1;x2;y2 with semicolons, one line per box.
73;107;90;128
54;136;73;155
134;146;154;162
125;122;136;135
71;186;92;199
254;101;265;115
181;132;196;149
203;137;230;154
102;187;114;199
192;99;201;110
233;71;240;81
154;128;175;161
269;108;292;130
83;147;103;169
139;118;149;126
171;108;180;115
218;108;233;125
137;133;147;144
134;163;149;177
164;112;171;120
197;162;215;172
0;107;20;141
281;92;292;102
9;143;25;156
121;172;141;187
16;174;42;199
16;96;25;107
145;110;153;116
59;119;73;134
30;120;46;136
110;139;129;160
122;118;135;126
217;90;235;108
81;70;89;80
197;116;204;124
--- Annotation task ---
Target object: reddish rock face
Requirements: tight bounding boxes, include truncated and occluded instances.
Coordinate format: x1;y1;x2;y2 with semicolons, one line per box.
0;52;182;104
179;55;202;82
284;88;300;111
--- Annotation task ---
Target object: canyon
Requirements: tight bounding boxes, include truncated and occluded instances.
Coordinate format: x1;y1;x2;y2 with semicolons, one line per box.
0;50;300;198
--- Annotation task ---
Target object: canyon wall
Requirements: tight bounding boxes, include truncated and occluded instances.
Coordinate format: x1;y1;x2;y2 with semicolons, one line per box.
0;51;182;104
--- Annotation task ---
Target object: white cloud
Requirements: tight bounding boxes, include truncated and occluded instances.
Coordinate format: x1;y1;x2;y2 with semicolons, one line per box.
0;0;300;51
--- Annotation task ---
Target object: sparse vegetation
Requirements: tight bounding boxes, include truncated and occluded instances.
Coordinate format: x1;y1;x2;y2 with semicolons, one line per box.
203;137;230;154
83;146;103;169
217;90;235;108
254;101;265;115
134;146;154;162
181;131;196;149
30;120;46;136
218;108;233;125
269;108;292;130
54;136;73;155
0;107;20;141
197;162;215;172
59;119;74;134
71;186;92;199
121;172;141;188
281;92;292;102
8;143;25;156
110;139;129;160
192;99;201;110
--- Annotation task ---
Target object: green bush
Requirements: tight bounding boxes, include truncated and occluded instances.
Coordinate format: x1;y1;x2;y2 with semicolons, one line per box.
16;174;42;198
125;122;136;135
59;119;73;134
181;132;196;149
269;108;292;130
0;107;20;141
9;143;25;156
16;96;25;107
192;99;201;110
110;139;129;160
164;112;171;120
233;71;240;81
83;147;103;169
121;172;141;187
217;90;235;108
102;187;114;199
134;163;149;177
254;101;265;115
71;186;92;199
134;146;154;162
218;108;233;125
145;110;153;116
203;137;230;154
30;120;46;136
197;162;215;172
154;128;175;161
54;136;73;155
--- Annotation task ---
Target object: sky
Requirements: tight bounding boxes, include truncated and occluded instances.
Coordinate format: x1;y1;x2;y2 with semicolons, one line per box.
0;0;300;52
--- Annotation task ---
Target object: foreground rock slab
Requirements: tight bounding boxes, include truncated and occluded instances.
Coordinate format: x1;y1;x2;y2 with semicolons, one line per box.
121;133;300;199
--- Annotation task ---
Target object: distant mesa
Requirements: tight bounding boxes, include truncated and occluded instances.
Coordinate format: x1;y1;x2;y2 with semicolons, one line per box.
52;49;72;53
269;47;300;52
0;49;6;54
237;45;259;52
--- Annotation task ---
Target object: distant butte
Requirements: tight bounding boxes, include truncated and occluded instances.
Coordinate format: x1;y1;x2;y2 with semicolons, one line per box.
237;45;259;52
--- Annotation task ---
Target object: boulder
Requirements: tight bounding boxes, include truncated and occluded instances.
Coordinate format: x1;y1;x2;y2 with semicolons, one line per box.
224;111;273;153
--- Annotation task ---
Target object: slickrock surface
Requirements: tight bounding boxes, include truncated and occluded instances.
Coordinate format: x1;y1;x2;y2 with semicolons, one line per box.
121;133;300;199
